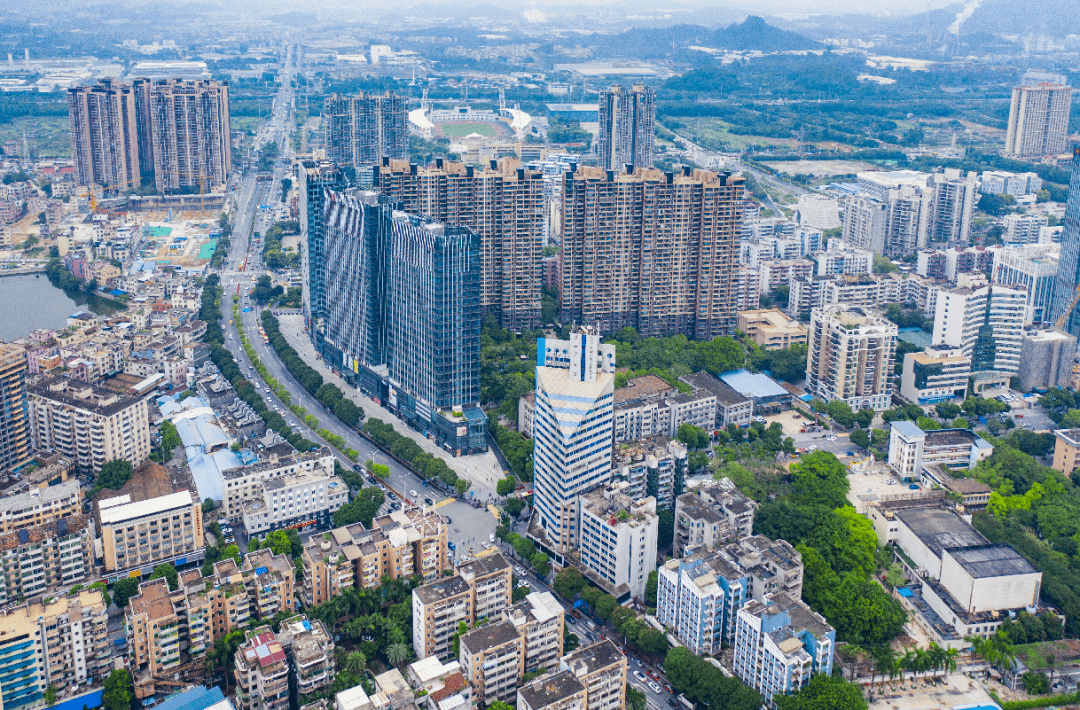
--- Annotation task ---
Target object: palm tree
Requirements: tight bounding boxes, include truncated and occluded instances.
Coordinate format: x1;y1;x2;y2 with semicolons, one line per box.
344;651;366;676
943;648;959;677
386;641;410;667
964;635;987;668
901;649;916;683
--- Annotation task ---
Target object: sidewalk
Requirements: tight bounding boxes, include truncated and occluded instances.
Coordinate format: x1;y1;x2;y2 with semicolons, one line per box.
276;314;506;495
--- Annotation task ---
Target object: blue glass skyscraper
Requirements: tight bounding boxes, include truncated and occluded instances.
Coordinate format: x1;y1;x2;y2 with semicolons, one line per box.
1049;145;1080;336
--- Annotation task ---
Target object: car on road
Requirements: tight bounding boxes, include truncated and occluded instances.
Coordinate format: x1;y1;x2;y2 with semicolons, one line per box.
482;542;492;549
517;581;530;590
224;536;235;544
489;533;495;543
288;421;296;427
515;566;527;576
367;476;378;486
566;616;576;624
459;555;471;563
648;682;663;694
633;671;648;683
409;490;418;497
390;503;401;510
386;492;397;501
444;516;452;525
353;464;363;472
826;434;837;441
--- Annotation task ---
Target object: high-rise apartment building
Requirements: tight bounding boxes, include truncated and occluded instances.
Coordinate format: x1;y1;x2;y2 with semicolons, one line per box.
597;84;655;172
841;196;887;255
374;158;545;329
561;166;743;338
1005;83;1073;157
928;169;979;247
148;79;231;193
324;92;408;168
0;343;31;472
532;331;615;552
320;190;486;452
27;376;151;473
933;280;1028;374
299;161;344;334
68;79;143;193
1049;147;1080;336
805;306;897;411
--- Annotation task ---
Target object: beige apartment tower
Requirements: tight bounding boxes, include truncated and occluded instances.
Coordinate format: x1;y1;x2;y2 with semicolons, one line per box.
375;158;545;329
0;343;31;472
561;165;744;339
148;79;231;193
805;305;897;412
27;376;151;473
68;79;143;193
1005;83;1073;157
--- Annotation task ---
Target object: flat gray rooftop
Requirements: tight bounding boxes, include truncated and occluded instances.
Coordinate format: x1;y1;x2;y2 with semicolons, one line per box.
946;544;1039;578
894;506;988;558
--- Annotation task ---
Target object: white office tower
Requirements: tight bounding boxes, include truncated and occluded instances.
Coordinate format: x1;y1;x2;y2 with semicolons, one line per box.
1004;83;1073;157
991;244;1059;324
932;276;1028;374
532;330;616;552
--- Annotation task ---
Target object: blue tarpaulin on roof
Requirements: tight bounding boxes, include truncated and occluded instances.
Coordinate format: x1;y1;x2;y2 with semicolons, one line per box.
255;566;268;576
897;587;914;598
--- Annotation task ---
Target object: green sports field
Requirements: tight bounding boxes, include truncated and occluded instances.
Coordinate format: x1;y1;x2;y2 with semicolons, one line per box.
438;122;499;138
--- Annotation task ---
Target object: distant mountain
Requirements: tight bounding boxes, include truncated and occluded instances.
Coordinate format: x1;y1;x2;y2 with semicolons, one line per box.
711;15;821;52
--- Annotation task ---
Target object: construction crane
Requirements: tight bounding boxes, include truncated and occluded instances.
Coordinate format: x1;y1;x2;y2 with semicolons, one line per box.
1054;284;1080;331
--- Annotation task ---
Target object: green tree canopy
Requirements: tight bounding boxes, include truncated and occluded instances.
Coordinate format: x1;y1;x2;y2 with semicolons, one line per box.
774;673;868;710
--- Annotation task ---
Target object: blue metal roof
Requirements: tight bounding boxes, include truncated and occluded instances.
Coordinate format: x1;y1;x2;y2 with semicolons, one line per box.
718;369;789;399
153;687;228;710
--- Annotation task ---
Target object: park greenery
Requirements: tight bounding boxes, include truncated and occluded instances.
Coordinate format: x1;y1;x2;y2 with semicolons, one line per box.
262;220;301;270
753;451;908;647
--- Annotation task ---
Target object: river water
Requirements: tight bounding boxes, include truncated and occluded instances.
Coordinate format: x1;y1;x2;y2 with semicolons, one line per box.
0;273;85;340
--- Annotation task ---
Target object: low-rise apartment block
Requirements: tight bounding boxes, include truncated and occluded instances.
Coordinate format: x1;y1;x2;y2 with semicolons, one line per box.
578;483;658;600
235;629;290;710
277;615;335;702
680;372;752;428
99;490;205;573
0;514;95;603
412;553;512;660
657;536;804;654
560;640;627;710
612;375;716;444
302;509;449;606
460;620;524;705
0;590;111;708
28;375;151;473
240;548;296;620
1053;428;1080;475
611;435;685;508
508;592;565;674
0;479;82;532
518;671;588;710
673;479;757;556
733;593;835;707
737;309;808;350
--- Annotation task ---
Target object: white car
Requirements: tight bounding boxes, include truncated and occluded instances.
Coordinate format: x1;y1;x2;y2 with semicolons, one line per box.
482;542;492;549
826;435;837;441
410;490;419;498
288;421;296;427
515;566;527;576
633;671;647;683
648;682;662;694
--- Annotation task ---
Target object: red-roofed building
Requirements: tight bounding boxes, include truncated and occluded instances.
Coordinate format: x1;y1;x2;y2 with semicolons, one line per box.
236;627;290;710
